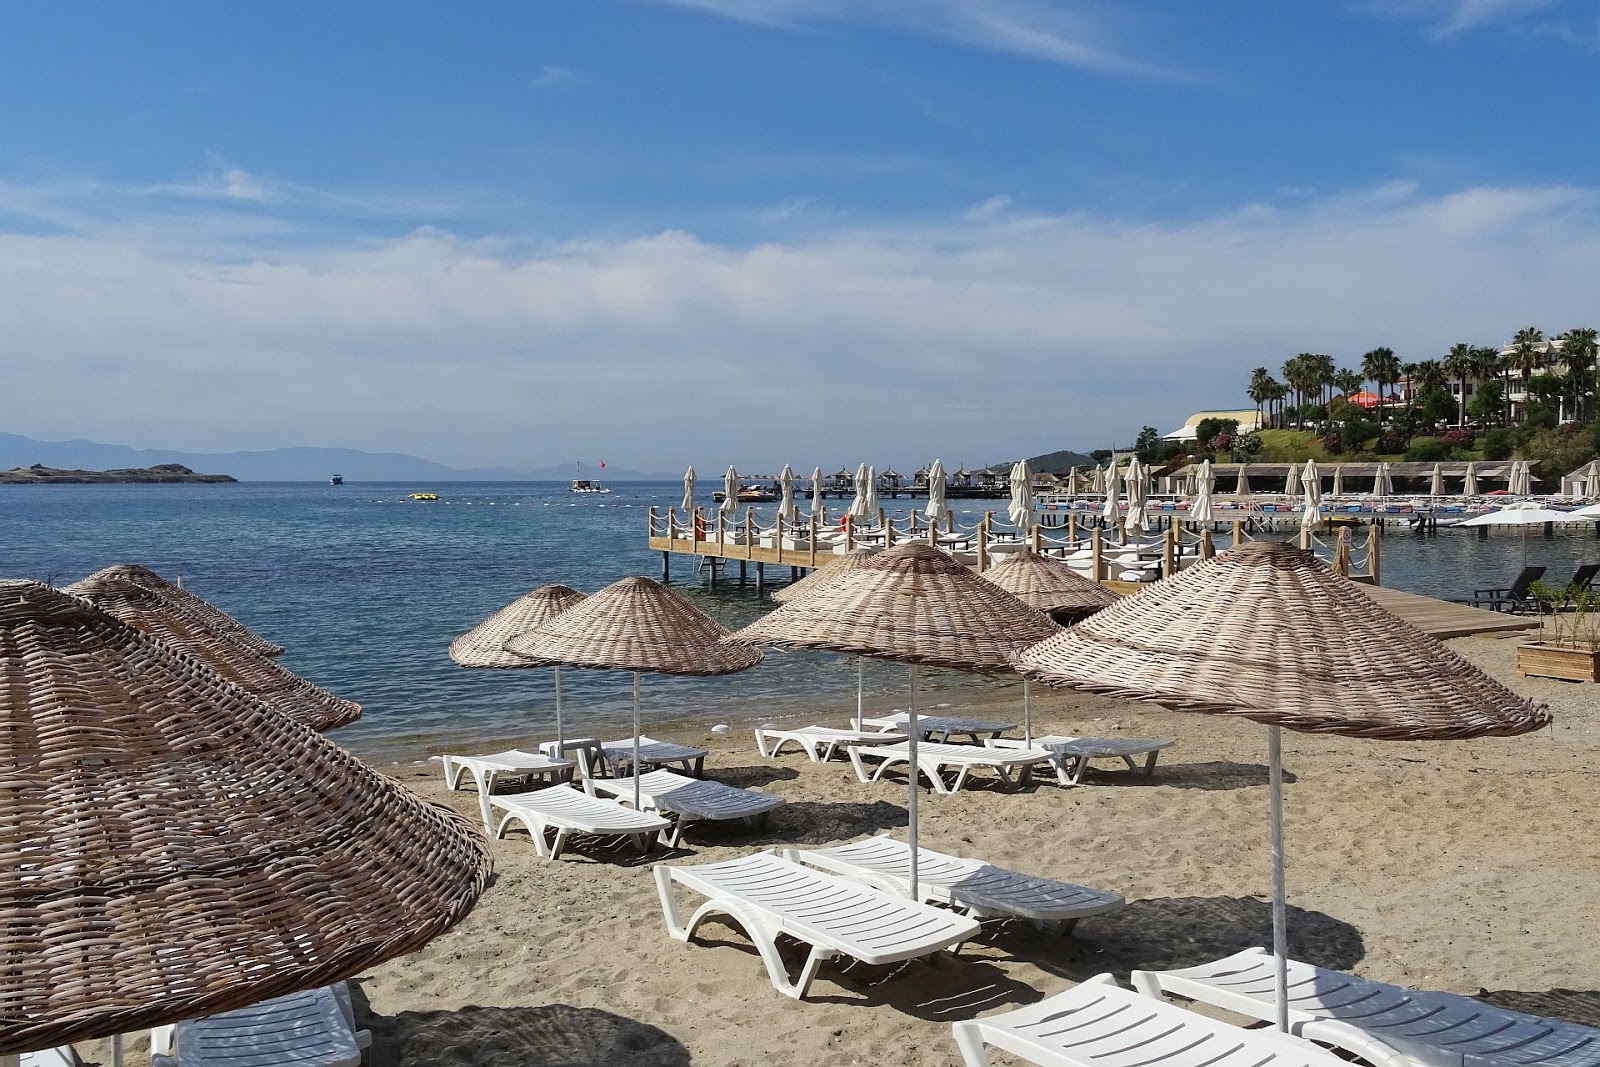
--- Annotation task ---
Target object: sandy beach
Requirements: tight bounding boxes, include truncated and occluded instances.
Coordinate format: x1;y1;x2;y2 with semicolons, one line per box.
82;631;1600;1066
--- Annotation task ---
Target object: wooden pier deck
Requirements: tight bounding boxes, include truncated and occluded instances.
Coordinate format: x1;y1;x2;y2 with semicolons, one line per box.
1362;586;1538;639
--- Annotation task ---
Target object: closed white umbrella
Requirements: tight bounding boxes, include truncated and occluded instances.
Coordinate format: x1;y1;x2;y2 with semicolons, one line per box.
1429;463;1444;498
847;463;872;524
1300;459;1321;530
924;459;949;532
861;465;880;523
1375;462;1393;498
1008;460;1036;532
1090;465;1105;494
680;466;696;515
1331;465;1344;497
1511;460;1533;497
777;464;798;526
720;465;740;519
810;466;824;517
1101;460;1121;523
1236;464;1252;496
1124;457;1150;536
1577;459;1600;501
1464;461;1480;497
1284;462;1300;500
1191;459;1214;523
1066;466;1080;499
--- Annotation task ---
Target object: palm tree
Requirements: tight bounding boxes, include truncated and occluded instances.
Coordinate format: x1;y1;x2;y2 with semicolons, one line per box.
1247;367;1274;428
1510;326;1544;424
1311;353;1336;408
1410;358;1447;398
1468;346;1501;424
1333;368;1363;401
1443;343;1474;427
1282;355;1310;426
1361;347;1399;420
1559;327;1598;422
1269;380;1290;429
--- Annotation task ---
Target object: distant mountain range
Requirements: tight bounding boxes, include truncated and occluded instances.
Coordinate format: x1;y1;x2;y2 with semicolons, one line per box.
1024;448;1097;474
0;433;671;482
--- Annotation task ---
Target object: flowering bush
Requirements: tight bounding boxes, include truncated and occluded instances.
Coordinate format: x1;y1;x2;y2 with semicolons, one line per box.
1377;429;1409;454
1209;432;1235;454
1321;431;1343;454
1440;428;1475;450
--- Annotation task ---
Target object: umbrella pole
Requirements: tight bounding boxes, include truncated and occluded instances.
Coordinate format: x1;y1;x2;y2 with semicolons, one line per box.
1023;677;1032;747
855;658;865;730
1268;723;1289;1033
908;663;919;901
633;671;643;814
554;665;565;754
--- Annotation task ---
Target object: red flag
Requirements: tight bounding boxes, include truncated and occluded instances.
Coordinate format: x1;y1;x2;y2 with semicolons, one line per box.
599;461;605;468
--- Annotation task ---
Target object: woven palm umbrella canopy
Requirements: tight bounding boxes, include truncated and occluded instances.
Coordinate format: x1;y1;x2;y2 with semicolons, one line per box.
731;542;1060;897
1016;540;1549;1032
68;568;361;733
86;563;284;657
772;548;881;605
0;580;491;1060
449;584;586;749
505;576;761;811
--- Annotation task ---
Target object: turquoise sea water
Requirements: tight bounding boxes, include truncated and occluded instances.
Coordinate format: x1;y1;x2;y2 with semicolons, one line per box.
5;481;1598;760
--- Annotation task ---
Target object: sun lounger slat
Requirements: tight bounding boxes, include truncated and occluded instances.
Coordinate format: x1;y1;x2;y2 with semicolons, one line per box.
1132;948;1600;1067
490;785;671;860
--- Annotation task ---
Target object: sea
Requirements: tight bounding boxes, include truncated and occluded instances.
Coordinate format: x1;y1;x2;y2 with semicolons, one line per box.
5;481;1597;763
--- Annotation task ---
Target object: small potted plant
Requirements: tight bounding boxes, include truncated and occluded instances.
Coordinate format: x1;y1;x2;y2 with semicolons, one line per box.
1517;582;1600;682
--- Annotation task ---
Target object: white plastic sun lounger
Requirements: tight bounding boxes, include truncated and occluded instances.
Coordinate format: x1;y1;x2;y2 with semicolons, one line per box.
490;785;672;859
953;972;1350;1067
587;770;785;846
986;735;1176;786
849;740;1050;794
754;723;907;762
594;737;709;778
858;711;1015;743
654;852;980;999
439;748;577;831
1132;946;1600;1067
20;1049;79;1067
784;837;1124;933
150;983;371;1067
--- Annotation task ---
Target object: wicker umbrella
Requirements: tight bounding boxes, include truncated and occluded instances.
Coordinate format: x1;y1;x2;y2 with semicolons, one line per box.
924;459;950;532
1017;540;1549;1032
0;580;491;1060
1300;459;1321;530
732;543;1060;896
1008;460;1036;533
67;568;362;734
80;563;283;657
1464;461;1479;496
505;577;761;811
771;548;883;722
449;584;586;750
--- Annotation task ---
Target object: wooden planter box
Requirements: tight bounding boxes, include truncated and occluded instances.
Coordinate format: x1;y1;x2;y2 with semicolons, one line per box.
1518;642;1600;683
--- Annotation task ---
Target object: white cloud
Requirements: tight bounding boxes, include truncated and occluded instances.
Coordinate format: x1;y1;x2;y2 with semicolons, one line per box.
2;176;1599;472
647;0;1192;81
529;65;574;89
1368;0;1594;41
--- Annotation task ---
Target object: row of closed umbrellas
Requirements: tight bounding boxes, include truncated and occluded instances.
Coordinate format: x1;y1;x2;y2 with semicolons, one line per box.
0;530;1554;1056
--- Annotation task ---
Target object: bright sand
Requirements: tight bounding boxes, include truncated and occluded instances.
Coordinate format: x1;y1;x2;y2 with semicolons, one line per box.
91;633;1600;1066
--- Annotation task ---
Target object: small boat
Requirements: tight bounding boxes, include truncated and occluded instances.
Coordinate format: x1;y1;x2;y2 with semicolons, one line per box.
408;492;439;501
569;479;611;494
330;474;343;485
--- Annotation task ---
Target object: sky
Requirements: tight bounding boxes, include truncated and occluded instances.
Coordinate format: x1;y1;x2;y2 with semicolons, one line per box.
3;0;1598;474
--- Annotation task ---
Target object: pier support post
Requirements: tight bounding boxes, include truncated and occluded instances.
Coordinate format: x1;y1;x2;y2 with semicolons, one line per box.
661;551;670;582
1367;524;1382;585
1091;527;1104;582
1200;529;1215;559
739;559;747;584
756;562;765;596
1163;526;1176;577
1232;520;1243;548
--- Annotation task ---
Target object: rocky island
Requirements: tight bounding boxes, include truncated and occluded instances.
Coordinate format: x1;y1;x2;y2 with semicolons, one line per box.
0;463;237;484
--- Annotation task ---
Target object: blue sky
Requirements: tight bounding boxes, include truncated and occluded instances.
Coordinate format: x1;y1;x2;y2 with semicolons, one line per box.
3;0;1598;472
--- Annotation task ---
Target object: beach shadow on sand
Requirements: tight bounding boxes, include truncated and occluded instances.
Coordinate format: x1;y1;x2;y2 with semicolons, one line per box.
1077;760;1298;791
351;994;691;1066
707;763;801;788
1477;987;1600;1027
763;799;911;844
991;895;1364;983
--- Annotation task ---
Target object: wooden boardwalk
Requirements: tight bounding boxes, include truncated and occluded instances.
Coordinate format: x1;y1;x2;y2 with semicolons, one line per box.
1362;586;1537;639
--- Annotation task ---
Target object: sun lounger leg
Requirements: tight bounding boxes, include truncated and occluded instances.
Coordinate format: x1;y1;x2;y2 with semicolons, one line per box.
544;827;565;860
935;764;961;794
655;873;834;999
847;746;875;783
1071;755;1090;786
754;729;772;758
951;1022;995;1067
1143;751;1160;776
1050;755;1074;787
691;756;705;776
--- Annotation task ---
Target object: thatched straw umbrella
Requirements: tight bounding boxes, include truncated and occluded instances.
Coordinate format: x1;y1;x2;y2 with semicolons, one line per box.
1016;541;1549;1031
80;563;284;657
979;549;1118;745
505;577;761;811
731;543;1060;897
67;568;362;733
0;580;491;1060
772;549;882;721
449;584;586;749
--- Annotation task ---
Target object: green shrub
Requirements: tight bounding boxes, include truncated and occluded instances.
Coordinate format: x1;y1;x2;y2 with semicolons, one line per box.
1405;437;1452;462
1482;427;1514;460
